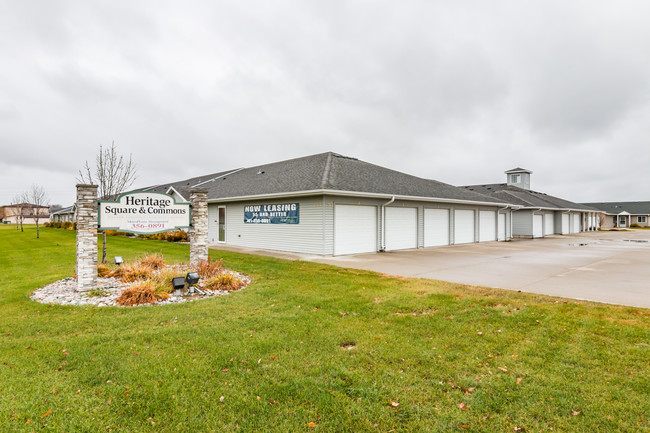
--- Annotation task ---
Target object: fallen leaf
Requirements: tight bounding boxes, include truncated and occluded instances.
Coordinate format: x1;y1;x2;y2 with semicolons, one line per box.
477;332;483;336
571;409;581;416
457;403;467;410
268;399;277;405
222;368;229;372
256;396;261;401
390;400;399;407
459;425;470;429
514;426;526;431
498;367;508;372
308;422;318;428
270;355;277;360
219;396;225;402
41;409;52;419
517;377;523;385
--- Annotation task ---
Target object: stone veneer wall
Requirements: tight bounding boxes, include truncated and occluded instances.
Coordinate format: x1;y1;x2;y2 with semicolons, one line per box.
76;184;98;291
190;190;208;266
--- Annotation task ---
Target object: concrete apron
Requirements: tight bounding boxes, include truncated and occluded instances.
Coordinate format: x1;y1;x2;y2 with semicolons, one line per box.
209;230;650;309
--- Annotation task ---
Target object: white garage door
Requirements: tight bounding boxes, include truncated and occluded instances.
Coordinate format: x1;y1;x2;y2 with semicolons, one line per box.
454;210;475;244
334;205;377;255
561;214;570;234
385;207;418;251
479;211;496;242
544;213;554;236
533;214;544;238
572;214;580;233
497;213;506;241
424;209;449;247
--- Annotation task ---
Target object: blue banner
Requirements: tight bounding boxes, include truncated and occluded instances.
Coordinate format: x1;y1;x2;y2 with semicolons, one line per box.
244;203;300;224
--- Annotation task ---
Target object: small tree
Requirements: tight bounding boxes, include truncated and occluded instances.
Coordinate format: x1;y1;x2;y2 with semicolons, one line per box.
28;184;49;239
77;141;137;263
11;193;28;232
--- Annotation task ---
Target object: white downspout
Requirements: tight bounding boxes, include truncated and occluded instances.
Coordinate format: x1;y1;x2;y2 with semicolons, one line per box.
380;196;395;252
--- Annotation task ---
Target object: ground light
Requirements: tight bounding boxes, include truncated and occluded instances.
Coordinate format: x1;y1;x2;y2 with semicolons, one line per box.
172;277;185;296
114;256;123;266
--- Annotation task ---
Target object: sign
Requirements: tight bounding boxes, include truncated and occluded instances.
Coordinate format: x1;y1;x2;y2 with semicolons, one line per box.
99;191;191;234
244;203;299;224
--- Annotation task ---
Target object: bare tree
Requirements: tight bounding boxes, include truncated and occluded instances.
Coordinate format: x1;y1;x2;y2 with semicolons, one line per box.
77;141;137;263
28;184;49;239
11;193;28;232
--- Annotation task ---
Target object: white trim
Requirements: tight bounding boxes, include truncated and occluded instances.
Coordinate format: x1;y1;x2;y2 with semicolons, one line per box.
207;189;513;207
165;186;187;202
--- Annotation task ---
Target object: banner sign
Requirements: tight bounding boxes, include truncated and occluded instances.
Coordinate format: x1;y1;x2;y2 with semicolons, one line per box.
99;191;191;234
244;203;300;224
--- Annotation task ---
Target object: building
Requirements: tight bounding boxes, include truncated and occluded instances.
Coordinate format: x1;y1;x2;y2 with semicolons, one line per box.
139;152;517;255
1;203;50;225
581;202;650;228
51;205;76;223
462;168;600;238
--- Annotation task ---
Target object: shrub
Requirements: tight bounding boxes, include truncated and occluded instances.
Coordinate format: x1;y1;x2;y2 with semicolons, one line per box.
61;221;73;230
164;230;188;242
43;222;50;227
116;281;169;306
97;264;111;277
140;253;165;270
72;222;77;230
118;263;154;283
195;257;224;279
205;273;243;292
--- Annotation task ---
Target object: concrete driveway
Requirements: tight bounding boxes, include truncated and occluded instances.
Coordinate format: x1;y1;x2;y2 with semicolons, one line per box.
210;230;650;308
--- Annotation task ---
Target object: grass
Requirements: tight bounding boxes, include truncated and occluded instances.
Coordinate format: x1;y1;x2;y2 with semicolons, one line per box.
0;225;648;432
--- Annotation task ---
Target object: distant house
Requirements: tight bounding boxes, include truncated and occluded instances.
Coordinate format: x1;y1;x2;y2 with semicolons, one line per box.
1;203;50;225
463;168;601;238
51;205;76;223
581;202;650;228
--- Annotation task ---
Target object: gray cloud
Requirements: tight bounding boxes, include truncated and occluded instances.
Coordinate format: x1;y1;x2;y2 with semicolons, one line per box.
1;0;649;206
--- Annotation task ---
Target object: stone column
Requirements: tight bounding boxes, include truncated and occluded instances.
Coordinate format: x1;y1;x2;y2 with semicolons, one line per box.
189;190;209;266
76;184;98;292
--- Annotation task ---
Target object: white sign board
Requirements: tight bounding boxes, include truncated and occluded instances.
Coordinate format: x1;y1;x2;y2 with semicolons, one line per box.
99;191;191;234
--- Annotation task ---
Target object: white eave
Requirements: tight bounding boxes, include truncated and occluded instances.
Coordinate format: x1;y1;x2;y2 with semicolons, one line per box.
206;189;514;208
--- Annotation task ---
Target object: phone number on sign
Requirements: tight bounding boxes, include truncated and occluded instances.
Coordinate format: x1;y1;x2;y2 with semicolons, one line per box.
129;223;168;230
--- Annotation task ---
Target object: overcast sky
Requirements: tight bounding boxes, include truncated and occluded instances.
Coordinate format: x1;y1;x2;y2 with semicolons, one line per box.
1;1;649;207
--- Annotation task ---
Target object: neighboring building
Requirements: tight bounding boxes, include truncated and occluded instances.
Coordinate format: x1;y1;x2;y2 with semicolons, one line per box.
51;205;76;223
462;168;601;238
2;203;50;225
136;152;517;256
581;202;650;228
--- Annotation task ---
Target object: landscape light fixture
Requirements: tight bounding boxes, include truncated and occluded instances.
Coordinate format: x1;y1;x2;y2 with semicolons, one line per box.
114;256;123;266
172;277;185;291
185;272;200;286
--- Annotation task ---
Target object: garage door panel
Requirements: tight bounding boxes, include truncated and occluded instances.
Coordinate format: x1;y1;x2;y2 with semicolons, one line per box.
334;205;377;255
533;214;544;238
385;207;417;251
454;210;475;244
424;209;449;247
479;211;496;242
544;213;554;236
497;213;506;241
561;214;570;234
572;214;580;233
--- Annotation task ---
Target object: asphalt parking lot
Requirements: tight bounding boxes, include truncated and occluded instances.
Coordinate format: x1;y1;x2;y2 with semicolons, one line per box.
211;230;650;308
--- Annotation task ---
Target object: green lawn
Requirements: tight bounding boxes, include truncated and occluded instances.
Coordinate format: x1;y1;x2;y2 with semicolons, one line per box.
0;225;648;432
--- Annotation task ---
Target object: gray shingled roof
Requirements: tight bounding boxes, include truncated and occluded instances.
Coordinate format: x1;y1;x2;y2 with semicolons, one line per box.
133;152;507;205
582;201;650;215
462;184;599;211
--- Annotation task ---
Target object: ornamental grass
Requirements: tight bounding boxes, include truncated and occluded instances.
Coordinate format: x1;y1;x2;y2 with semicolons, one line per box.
116;281;170;306
205;272;243;292
195;257;224;279
139;252;166;270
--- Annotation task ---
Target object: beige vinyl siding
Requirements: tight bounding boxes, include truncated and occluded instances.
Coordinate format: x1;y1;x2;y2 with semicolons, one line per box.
212;196;326;255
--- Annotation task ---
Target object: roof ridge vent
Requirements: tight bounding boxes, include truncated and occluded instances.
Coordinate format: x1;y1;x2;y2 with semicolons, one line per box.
332;153;358;161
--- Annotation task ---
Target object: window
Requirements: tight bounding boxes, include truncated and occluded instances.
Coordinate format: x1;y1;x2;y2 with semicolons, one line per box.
510;174;521;183
638;216;647;223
